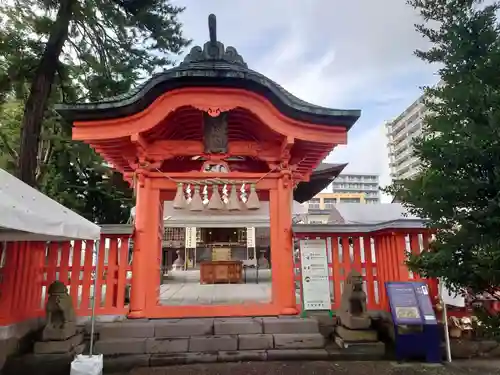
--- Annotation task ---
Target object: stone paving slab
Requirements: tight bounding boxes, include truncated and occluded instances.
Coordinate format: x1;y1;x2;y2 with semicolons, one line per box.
99;322;154;339
34;333;84;354
273;333;325;349
188;335;238;352
129;360;500;375
154;319;214;337
267;349;329;361
263;317;319;334
214;318;263;334
239;334;274;350
94;338;147;355
217;350;268;362
104;354;150;373
149;352;218;367
145;338;189;354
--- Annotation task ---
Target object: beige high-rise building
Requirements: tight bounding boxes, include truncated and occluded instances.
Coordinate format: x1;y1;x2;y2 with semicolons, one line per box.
386;80;444;181
386;95;427;180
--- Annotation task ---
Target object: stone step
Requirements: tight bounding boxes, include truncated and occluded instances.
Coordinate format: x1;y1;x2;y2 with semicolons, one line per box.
94;317;320;340
94;332;325;355
103;347;388;373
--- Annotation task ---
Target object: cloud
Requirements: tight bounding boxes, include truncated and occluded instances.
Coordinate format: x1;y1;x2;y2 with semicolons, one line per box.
174;0;441;200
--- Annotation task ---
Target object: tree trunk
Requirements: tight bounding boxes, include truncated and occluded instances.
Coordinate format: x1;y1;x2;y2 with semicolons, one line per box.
17;0;75;186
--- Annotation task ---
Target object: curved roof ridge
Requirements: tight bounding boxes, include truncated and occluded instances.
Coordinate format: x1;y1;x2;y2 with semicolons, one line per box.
54;14;361;128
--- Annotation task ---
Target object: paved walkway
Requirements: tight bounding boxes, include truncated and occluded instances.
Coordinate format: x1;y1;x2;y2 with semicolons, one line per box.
122;361;500;375
159;269;273;305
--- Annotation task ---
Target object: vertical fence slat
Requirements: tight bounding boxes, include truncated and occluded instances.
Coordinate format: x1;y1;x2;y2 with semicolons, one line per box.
375;236;388;310
18;243;32;318
59;242;71;285
94;239;106;310
105;237;119;309
363;236;376;309
46;242;59;288
116;237;129;309
12;243;26;314
31;242;45;314
352;236;362;273
80;240;94;311
331;235;341;310
70;241;82;308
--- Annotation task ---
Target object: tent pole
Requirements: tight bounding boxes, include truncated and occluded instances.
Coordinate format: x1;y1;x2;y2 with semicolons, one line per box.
89;239;100;357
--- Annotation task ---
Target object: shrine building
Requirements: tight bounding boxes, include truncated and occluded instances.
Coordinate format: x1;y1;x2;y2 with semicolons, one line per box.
55;14;361;319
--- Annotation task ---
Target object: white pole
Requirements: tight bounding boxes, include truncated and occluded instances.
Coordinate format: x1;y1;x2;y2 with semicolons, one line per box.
89;239;100;357
439;279;452;362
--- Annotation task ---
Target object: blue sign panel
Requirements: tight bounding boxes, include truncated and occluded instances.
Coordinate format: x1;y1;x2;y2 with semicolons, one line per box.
414;282;438;324
385;281;440;363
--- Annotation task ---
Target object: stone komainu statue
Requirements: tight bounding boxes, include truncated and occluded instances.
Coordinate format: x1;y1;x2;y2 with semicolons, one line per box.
338;269;371;330
42;280;77;341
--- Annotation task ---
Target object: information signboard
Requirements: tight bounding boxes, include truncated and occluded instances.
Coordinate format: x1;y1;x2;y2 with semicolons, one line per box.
386;282;437;325
385;281;440;363
299;239;331;311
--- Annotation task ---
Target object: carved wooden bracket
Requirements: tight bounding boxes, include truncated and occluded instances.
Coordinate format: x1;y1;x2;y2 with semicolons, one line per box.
192;105;236;115
280;136;294;162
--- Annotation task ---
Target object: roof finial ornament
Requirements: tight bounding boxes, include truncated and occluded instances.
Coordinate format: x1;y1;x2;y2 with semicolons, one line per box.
180;13;248;68
208;14;217;44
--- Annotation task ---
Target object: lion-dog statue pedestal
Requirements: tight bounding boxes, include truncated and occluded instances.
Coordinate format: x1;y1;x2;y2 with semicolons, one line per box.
335;270;384;355
34;281;84;355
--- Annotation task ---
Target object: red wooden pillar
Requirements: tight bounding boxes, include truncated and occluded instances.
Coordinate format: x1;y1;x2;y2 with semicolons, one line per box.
270;172;297;315
130;176;161;318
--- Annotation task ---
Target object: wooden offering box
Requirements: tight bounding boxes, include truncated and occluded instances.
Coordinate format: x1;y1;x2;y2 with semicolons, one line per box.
200;260;243;284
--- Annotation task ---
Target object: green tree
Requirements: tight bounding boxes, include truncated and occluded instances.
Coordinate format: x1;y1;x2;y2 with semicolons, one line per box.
0;0;190;223
0;0;190;186
385;0;500;295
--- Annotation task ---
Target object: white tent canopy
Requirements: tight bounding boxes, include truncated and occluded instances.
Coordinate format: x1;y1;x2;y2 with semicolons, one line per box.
0;168;101;241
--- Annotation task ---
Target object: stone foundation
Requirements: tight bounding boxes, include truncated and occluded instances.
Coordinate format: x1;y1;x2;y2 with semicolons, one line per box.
0;318;45;370
2;316;390;374
90;316;386;372
34;333;84;354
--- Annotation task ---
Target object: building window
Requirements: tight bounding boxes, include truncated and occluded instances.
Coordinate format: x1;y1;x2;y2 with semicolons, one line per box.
324;198;336;209
339;198;360;203
308;198;320;209
164;227;184;241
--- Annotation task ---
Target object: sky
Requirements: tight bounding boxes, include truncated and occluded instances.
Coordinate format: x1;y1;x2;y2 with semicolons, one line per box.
173;0;441;202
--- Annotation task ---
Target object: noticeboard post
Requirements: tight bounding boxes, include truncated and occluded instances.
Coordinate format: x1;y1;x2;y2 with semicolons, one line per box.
385;281;441;363
299;239;333;317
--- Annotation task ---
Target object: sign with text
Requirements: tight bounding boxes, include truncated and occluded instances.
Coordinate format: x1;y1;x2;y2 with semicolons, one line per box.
299;239;331;311
386;282;437;325
185;227;197;249
246;227;255;248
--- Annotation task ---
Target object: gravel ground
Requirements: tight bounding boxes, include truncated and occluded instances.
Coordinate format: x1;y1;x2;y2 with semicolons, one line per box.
113;361;500;375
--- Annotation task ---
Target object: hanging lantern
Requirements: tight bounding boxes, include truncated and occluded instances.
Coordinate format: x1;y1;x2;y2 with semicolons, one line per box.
207;184;225;210
246;183;260;210
189;185;204;211
226;184;242;211
173;183;187;209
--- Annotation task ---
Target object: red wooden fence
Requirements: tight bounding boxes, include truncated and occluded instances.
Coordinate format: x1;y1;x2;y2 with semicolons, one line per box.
0;228;439;325
0;234;132;326
293;229;438;312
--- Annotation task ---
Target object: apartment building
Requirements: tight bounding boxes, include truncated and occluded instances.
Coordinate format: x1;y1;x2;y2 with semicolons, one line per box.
386;81;444;181
386;95;426;180
330;173;380;204
304;173;380;223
